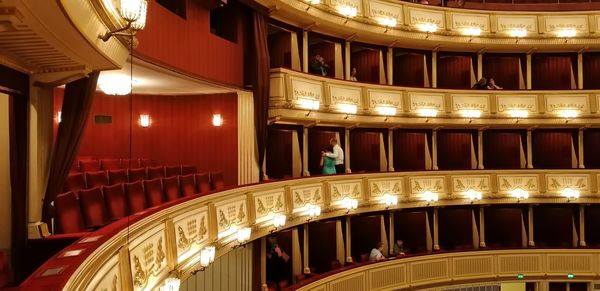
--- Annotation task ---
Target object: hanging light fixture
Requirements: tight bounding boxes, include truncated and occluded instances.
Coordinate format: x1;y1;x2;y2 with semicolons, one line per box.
380;193;399;207
100;0;149;41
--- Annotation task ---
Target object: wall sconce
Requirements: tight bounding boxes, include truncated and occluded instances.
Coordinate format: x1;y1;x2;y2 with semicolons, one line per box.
338;104;357;119
100;0;148;42
338;6;357;23
557;28;576;38
507;109;528;122
139;114;151;128
466;189;482;202
378;17;397;33
306;204;321;221
422;190;439;204
376;106;397;121
561;187;580;201
510;188;529;201
340;197;358;213
380;193;399;208
460;109;481;123
509;29;527;43
462;27;481;42
299;99;320;116
417;23;437;38
272;214;287;231
56;111;62;124
559;109;578;122
305;0;320;10
234;227;252;247
212;114;223;127
417;108;438;122
191;246;216;274
159;274;181;291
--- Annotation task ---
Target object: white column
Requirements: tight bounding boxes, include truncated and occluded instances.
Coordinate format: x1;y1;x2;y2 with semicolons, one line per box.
577;52;583;89
345;217;353;262
345;128;351;173
526;129;533;169
479;207;486;248
528;206;535;247
260;237;268;291
344;41;351;80
578;128;585;169
387;47;394;85
433;208;440;250
579;205;586;247
291;228;302;279
303;224;310;274
478;129;484;169
388;129;394;171
389;212;395;255
526;53;532;90
477;53;483;80
0;93;11;250
303;127;310;176
302;30;309;73
432;50;438;88
238;91;260;184
432;129;439;170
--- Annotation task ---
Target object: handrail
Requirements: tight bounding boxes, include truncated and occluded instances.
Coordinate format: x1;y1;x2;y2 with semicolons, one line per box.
19;169;600;290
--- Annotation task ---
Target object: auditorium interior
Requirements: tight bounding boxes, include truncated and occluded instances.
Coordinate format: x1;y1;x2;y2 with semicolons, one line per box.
3;0;600;290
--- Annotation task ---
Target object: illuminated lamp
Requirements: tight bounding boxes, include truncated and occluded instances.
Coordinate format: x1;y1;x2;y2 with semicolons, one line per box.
510;188;529;200
417;23;437;33
212;114;223;127
338;6;358;22
422;191;439;203
100;0;148;41
139;114;151;128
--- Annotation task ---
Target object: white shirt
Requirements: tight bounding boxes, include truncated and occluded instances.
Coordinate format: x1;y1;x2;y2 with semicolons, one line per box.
325;144;344;165
369;248;384;262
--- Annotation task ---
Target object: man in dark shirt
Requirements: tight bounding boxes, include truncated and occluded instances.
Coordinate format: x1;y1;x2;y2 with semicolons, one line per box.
310;54;329;76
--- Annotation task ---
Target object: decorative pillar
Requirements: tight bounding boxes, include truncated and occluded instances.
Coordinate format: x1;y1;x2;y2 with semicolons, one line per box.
303;224;310;274
579;205;586;247
577;52;583;89
432;50;438;88
290;31;301;71
344;41;351;80
477;52;483;81
345;128;351;173
335;219;345;265
291;228;302;279
387;47;394;85
302;30;309;73
526;53;532;90
578;128;585;168
303;127;310;176
528;205;535;247
345;217;352;262
433;208;440;250
526;129;533;169
479;207;486;248
388;129;394;171
261;237;268;291
477;129;484;169
432;129;439;170
389;212;395;255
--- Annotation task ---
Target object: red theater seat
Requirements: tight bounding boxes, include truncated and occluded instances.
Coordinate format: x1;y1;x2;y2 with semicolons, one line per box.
103;184;128;220
64;173;86;193
125;181;147;213
70;160;80;173
210;172;225;191
85;171;108;188
162;176;181;201
78;187;108;228
100;159;121;171
122;159;140;169
128;168;147;182
179;174;196;196
195;173;211;194
165;165;181;178
55;191;86;234
181;165;197;175
79;160;100;172
144;179;164;207
108;169;128;185
139;159;154;167
147;166;165;179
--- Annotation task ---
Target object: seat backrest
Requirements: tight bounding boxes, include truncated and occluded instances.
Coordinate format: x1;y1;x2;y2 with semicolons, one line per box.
122;158;140;169
100;159;121;171
103;184;128;220
147;166;165;179
143;178;164;207
70;160;80;173
181;165;197;175
195;173;211;194
125;181;147;213
210;172;225;191
128;168;147;182
139;158;154;167
78;187;108;228
108;169;128;185
64;173;86;193
79;160;100;172
330;260;341;270
85;171;108;188
164;165;181;178
162;176;181;201
55;191;85;233
179;174;196;196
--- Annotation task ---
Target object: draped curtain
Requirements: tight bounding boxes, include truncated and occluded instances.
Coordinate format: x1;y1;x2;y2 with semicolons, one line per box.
483;131;522;169
584;129;600;168
583;53;600;89
532;131;574;169
42;72;100;222
533;207;575;247
438;208;474;250
351;215;382;261
484;207;523;248
585;206;600;247
482;54;523;90
308;220;337;273
251;12;270;181
268;30;292;69
350;49;380;84
350;131;381;173
394;131;427;171
393;51;427;87
532;54;575;89
394;211;428;253
437;54;474;89
437;131;473;170
266;129;293;179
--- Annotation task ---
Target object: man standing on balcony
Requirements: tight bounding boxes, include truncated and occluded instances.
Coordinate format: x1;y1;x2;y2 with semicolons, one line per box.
322;138;344;174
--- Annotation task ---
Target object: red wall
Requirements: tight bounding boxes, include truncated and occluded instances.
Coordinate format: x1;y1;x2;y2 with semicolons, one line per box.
54;89;239;185
350;49;380;84
135;0;246;87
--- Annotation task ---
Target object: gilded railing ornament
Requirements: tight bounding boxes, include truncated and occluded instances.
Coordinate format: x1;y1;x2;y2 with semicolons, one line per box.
177;226;191;250
501;178;535;190
198;217;207;239
218;210;229;229
550;177;585;190
412;180;442;193
155;238;166;271
133;256;149;288
237;204;246;222
455;179;487;191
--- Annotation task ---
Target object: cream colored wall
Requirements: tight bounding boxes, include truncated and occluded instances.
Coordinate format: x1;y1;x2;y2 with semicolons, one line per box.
501;282;526;291
0;93;12;253
180;242;254;291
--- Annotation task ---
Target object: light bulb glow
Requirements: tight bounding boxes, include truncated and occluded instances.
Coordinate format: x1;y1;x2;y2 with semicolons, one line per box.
509;29;527;38
98;73;138;95
378;17;397;28
376;106;397;116
338;103;358;114
416;108;438;117
460;109;481;118
161;276;181;291
557;29;576;38
338;5;358;18
272;214;287;227
561;187;580;199
236;227;251;243
200;249;210;267
462;27;481;36
307;0;320;4
508;109;529;118
139;114;151;128
212;114;223;127
298;99;320;110
120;0;145;22
340;197;358;210
559;109;578;119
422;191;439;202
130;0;148;30
56;111;62;124
381;193;399;206
205;246;216;263
306;204;321;218
417;23;438;33
466;189;482;201
511;188;529;200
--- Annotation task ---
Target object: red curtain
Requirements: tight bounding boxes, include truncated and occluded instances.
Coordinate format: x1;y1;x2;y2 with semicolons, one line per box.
351;215;382;261
394;211;428;253
308;220;338;273
532;54;575;89
308;128;343;175
393;131;426;171
437;131;473;170
585;206;600;247
532;130;574;169
351;49;380;84
393;51;427;87
268;30;291;69
483;131;522;169
43;72;100;222
482;54;523;90
533;206;574;247
584;129;600;168
583;53;600;89
437;54;474;89
251;12;270;180
484;207;523;248
350;131;381;173
309;40;336;78
266;129;293;179
438;208;474;250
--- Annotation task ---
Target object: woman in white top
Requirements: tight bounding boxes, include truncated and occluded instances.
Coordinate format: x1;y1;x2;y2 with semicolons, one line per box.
369;242;386;262
350;67;358;81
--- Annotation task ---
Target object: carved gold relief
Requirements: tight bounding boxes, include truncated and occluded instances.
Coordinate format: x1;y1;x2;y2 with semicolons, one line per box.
218;210;229;229
331;184;360;200
412;179;443;193
238;204;246;222
371;181;401;197
499;176;537;191
155;237;165;271
454;177;488;192
133;256;149;289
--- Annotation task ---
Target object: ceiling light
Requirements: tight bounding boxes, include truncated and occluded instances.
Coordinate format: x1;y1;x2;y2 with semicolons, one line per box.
466;189;482;201
416;108;438;117
101;0;148;41
417;23;438;33
507;109;528;118
510;188;529;200
98;73;138;95
422;191;439;202
561;187;580;199
381;193;399;207
460;109;481;118
509;29;527;38
557;29;576;38
376;106;397;116
462;27;481;36
559;109;578;119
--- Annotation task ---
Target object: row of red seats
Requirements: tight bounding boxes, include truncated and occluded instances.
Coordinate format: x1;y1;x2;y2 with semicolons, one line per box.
72;158;155;173
55;172;224;234
64;165;198;193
